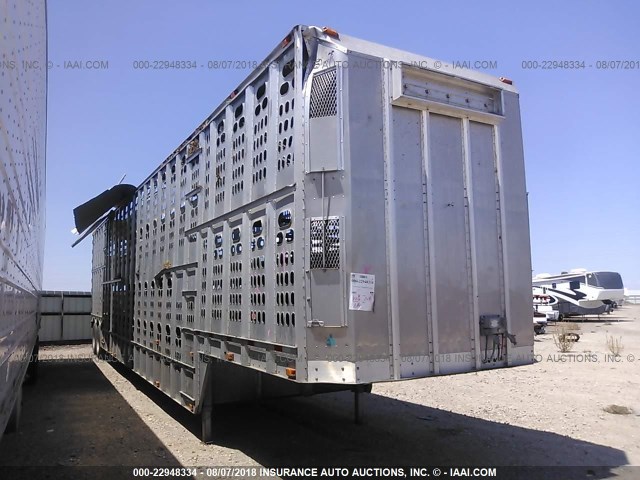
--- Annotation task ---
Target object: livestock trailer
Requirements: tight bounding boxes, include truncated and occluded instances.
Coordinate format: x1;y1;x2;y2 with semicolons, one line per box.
80;25;533;440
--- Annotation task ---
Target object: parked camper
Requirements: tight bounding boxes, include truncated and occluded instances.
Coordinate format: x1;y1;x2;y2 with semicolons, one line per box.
533;269;624;317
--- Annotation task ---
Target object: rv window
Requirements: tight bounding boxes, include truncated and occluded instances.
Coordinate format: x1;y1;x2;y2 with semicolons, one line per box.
569;280;581;290
588;272;623;289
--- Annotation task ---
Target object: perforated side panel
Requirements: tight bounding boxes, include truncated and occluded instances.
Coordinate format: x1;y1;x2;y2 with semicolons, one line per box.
230;96;247;209
310;218;340;269
0;0;47;355
214;118;227;213
252;74;269;190
276;49;296;184
275;206;296;341
309;68;337;118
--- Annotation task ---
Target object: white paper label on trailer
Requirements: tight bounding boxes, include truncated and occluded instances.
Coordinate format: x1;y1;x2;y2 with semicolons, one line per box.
349;273;375;311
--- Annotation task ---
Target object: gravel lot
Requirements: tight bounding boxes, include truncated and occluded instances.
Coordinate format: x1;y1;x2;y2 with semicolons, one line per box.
1;305;638;479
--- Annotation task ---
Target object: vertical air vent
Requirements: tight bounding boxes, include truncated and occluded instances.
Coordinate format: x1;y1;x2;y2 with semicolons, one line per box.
310;218;340;269
309;68;337;118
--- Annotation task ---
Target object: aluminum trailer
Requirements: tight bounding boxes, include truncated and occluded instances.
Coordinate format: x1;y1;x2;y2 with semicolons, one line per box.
81;25;533;441
0;0;47;438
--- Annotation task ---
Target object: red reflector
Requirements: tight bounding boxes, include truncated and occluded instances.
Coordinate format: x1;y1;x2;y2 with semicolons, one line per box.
499;76;513;85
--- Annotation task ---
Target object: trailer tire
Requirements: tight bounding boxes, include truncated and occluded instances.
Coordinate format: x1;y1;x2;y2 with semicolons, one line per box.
4;386;22;434
92;326;100;356
24;337;39;385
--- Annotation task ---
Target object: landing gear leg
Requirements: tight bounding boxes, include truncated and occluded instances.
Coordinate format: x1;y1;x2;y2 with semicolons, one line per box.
353;384;372;425
201;400;213;444
200;365;214;443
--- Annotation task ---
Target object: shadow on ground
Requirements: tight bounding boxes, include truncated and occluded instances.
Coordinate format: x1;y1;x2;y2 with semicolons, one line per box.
0;358;181;479
1;355;633;480
108;359;631;480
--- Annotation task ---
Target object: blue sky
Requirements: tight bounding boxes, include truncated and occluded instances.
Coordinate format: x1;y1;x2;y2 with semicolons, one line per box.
45;0;640;290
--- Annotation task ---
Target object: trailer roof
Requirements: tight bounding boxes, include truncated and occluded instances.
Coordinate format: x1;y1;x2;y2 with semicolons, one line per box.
135;25;519;190
330;28;518;94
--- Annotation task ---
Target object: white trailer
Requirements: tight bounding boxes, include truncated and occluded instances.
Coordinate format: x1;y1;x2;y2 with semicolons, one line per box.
0;0;47;438
78;25;533;441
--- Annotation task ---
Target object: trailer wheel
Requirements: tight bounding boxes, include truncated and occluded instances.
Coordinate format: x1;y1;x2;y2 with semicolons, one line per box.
24;337;39;385
4;387;22;434
92;325;100;356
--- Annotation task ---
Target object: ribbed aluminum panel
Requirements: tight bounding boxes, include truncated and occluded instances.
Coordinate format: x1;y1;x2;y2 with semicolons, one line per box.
0;0;47;437
38;292;92;342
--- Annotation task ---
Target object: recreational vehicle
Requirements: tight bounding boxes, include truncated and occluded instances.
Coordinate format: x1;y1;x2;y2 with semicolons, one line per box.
532;269;624;318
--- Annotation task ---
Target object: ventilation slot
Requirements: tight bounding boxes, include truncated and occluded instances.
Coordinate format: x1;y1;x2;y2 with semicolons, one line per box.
310;218;340;269
309;68;337;118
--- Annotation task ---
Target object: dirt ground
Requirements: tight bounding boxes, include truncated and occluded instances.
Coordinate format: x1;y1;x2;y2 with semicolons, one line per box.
1;305;639;479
